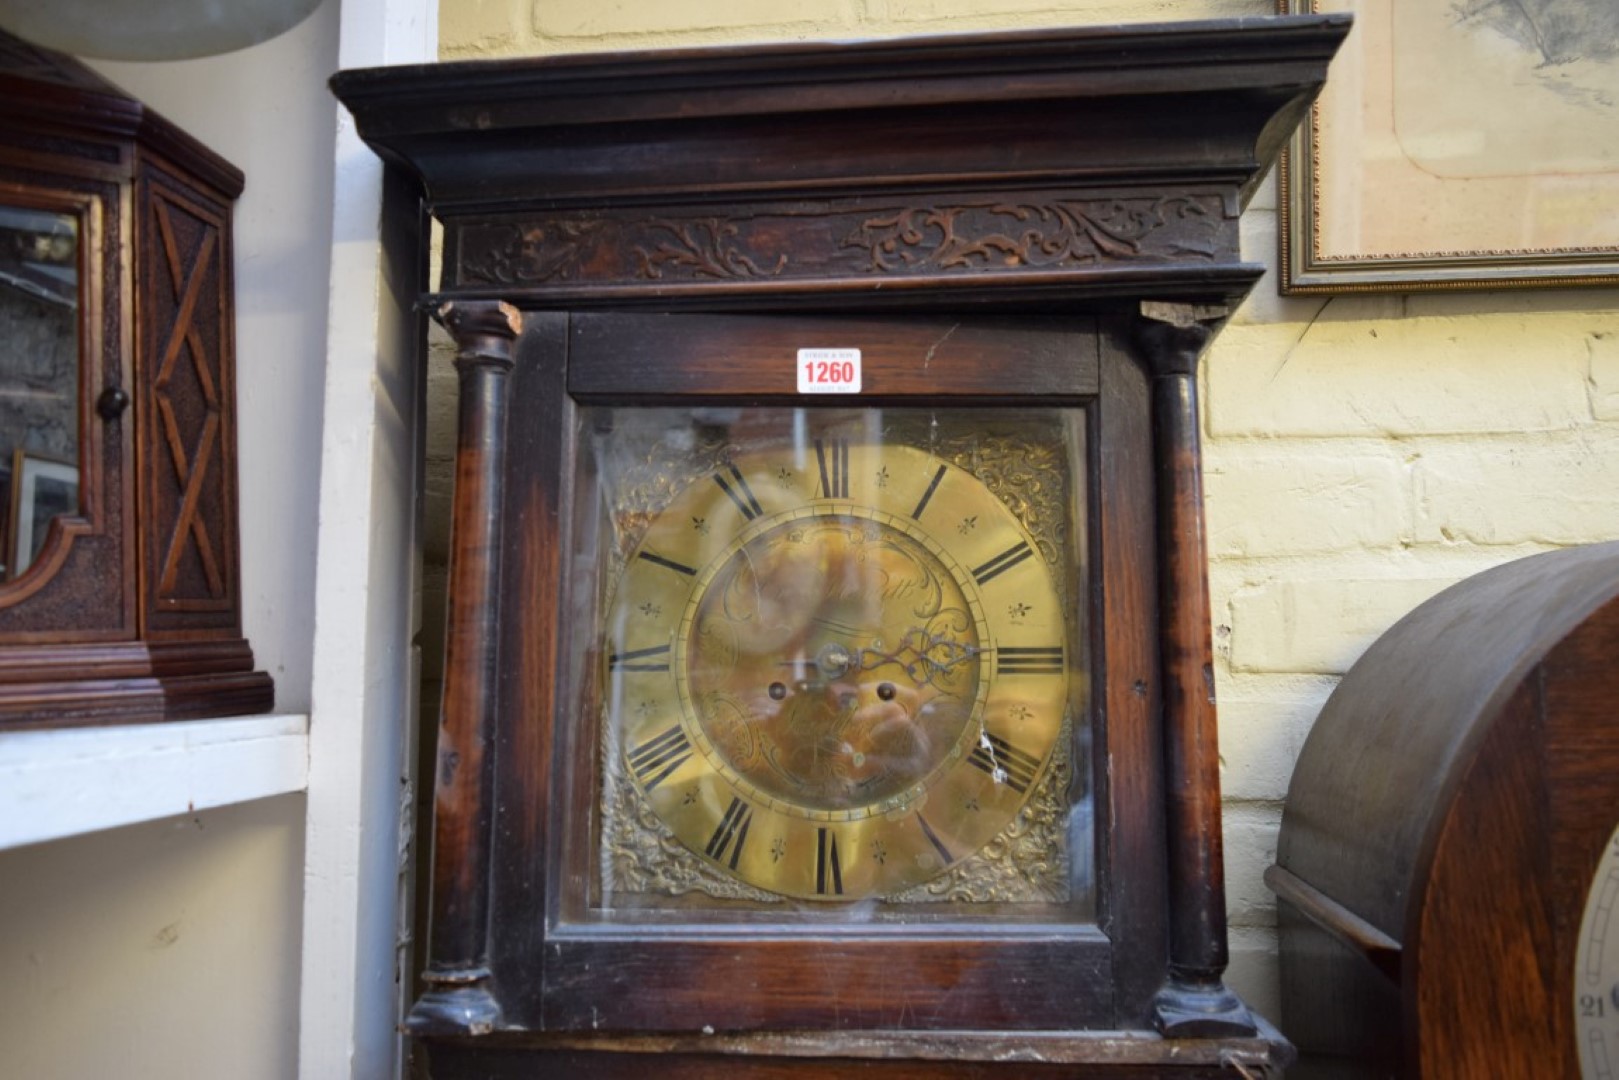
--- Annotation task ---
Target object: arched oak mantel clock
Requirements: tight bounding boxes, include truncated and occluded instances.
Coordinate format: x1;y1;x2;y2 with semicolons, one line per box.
332;17;1348;1078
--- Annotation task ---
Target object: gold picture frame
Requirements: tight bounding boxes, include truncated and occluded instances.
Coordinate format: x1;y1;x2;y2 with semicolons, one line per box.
1280;0;1619;293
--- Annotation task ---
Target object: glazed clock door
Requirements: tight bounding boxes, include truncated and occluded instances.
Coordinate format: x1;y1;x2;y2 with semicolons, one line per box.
597;416;1073;904
473;310;1169;1037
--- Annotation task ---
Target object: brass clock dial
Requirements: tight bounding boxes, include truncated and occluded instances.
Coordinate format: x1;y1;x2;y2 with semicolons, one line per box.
1577;821;1619;1076
603;437;1069;901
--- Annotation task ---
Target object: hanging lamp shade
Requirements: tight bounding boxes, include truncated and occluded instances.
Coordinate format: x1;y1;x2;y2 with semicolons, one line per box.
0;0;320;61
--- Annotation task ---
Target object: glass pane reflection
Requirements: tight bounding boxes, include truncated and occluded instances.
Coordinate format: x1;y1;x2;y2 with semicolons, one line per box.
0;203;80;581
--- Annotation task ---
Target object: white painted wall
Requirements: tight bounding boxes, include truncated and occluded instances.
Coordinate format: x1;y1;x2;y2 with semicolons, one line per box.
300;0;438;1076
0;797;307;1080
0;3;343;1078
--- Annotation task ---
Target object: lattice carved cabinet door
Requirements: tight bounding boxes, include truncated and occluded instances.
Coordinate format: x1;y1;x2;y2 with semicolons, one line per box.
138;162;240;634
332;17;1348;1079
0;30;271;727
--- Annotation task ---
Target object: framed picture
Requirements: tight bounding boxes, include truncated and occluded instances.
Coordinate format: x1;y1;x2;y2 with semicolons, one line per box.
9;450;77;580
1280;0;1619;293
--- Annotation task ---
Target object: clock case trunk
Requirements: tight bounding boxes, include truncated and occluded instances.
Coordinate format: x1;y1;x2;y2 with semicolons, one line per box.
330;17;1348;1077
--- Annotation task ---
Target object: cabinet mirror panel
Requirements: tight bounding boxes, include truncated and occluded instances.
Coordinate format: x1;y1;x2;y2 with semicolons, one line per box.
0;201;81;583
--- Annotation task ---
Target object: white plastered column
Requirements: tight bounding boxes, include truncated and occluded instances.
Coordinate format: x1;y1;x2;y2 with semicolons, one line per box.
301;0;438;1076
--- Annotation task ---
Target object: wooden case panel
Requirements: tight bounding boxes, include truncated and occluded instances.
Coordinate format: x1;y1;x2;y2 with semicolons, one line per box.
135;153;242;636
478;312;1161;1036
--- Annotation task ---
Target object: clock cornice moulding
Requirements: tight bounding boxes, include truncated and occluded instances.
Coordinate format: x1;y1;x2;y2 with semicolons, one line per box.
332;17;1348;312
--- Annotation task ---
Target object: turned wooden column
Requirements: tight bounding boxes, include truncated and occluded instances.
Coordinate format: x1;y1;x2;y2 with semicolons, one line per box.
407;299;522;1036
1137;302;1255;1038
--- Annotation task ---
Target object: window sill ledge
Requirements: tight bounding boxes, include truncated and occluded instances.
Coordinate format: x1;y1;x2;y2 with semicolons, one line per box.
0;713;309;851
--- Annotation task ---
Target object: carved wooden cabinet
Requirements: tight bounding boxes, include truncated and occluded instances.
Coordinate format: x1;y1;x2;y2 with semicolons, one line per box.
333;17;1347;1078
0;31;272;727
1269;541;1619;1078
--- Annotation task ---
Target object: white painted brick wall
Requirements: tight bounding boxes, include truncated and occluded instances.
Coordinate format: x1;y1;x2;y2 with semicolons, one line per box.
434;0;1619;1027
1205;446;1410;557
1208;304;1605;438
534;0;861;40
1591;332;1619;421
1227;574;1459;675
1216;678;1335;802
1415;436;1619;546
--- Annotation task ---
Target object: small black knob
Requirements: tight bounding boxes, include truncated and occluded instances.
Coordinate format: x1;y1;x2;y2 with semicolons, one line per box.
97;387;130;421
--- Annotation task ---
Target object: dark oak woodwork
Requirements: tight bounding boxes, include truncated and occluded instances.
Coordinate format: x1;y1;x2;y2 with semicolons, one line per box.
409;300;523;1035
418;1026;1295;1078
0;30;271;728
567;313;1100;402
330;17;1348;1078
1270;541;1619;1076
332;17;1348;317
1136;308;1249;1037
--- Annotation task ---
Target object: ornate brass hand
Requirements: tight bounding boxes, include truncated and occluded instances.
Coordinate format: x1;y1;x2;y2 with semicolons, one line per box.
856;627;981;690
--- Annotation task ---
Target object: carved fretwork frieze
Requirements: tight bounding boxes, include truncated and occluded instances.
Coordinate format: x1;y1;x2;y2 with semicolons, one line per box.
448;192;1235;293
845;198;1225;273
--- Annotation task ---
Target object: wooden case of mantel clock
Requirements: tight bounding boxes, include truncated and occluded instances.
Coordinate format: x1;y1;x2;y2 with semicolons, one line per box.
1269;541;1619;1078
0;32;272;729
331;17;1348;1079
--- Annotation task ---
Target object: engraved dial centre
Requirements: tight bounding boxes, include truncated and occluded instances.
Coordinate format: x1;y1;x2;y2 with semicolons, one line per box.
685;514;982;813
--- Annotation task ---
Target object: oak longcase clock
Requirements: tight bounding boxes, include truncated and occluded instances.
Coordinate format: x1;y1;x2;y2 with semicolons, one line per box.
331;16;1348;1078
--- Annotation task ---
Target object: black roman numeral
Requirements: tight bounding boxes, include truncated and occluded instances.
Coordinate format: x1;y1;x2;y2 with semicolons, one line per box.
713;464;763;521
815;827;844;895
814;438;849;499
911;464;947;520
995;645;1064;675
608;644;671;672
971;541;1034;585
917;814;955;866
638;550;696;577
627;725;692;791
705;797;753;870
967;732;1042;794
